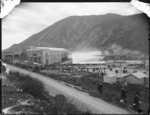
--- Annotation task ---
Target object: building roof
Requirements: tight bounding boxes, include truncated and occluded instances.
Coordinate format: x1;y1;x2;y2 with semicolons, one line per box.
38;47;67;51
105;71;117;77
106;74;117;78
33;62;42;65
131;72;148;79
117;74;130;78
27;46;68;51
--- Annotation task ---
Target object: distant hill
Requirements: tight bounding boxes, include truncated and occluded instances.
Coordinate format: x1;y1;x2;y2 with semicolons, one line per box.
3;13;149;59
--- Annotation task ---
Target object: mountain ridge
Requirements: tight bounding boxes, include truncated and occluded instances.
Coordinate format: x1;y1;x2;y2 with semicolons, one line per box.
3;13;149;59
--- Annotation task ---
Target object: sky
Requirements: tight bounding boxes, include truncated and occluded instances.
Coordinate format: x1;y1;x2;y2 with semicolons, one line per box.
2;2;142;50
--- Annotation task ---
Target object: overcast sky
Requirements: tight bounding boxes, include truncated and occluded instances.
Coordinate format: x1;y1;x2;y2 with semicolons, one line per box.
2;2;142;50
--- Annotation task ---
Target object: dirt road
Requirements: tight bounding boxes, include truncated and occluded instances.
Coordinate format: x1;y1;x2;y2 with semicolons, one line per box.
7;64;133;114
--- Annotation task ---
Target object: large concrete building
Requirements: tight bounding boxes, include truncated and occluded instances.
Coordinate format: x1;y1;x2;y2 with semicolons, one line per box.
26;46;71;66
2;46;71;66
2;50;27;64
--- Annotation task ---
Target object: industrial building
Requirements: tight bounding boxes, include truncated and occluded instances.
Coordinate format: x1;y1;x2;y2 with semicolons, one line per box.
2;46;71;66
2;50;26;64
26;46;71;66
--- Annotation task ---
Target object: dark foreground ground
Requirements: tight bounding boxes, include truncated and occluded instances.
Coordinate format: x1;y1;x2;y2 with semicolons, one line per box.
2;65;149;114
2;72;91;114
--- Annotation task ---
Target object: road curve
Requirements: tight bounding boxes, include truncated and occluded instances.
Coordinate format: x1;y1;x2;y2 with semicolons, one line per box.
7;64;133;114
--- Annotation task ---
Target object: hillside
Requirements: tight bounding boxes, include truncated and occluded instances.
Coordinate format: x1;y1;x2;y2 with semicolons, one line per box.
3;13;149;59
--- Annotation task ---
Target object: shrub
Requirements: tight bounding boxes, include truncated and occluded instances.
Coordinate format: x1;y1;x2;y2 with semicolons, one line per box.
8;72;50;102
20;76;50;102
8;71;92;114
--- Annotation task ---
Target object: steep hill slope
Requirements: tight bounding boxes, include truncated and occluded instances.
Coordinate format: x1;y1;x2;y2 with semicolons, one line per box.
4;13;149;58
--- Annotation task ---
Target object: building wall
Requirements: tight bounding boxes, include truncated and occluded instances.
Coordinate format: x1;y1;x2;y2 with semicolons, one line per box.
104;75;116;84
2;53;5;60
5;55;13;64
2;52;14;62
142;77;149;85
125;75;144;84
27;50;44;65
13;54;20;63
42;50;50;65
27;47;69;66
48;50;69;64
20;51;28;63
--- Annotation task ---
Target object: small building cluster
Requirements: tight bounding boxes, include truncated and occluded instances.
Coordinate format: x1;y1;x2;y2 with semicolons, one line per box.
102;69;149;86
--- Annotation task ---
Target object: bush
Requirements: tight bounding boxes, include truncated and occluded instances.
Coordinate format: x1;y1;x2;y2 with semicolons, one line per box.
21;76;50;102
8;71;92;114
8;72;50;102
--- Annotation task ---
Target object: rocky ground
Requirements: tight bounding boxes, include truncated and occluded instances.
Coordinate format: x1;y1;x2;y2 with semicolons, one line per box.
2;75;50;114
1;72;91;114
